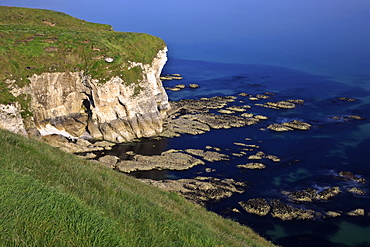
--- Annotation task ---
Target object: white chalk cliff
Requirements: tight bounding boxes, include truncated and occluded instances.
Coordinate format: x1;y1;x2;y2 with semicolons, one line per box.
2;48;170;143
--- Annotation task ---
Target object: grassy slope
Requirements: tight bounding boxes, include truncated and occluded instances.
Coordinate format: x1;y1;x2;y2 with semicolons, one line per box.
0;6;165;107
0;129;275;246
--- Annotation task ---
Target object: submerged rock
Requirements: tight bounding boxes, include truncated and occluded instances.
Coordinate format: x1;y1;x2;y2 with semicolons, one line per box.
140;177;247;205
337;171;366;184
330;115;365;122
337;97;357;102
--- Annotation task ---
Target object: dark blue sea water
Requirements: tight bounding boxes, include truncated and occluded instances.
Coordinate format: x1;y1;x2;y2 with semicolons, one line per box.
4;1;370;246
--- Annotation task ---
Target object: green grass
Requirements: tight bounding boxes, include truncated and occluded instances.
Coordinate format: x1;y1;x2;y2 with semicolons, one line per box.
0;6;166;108
0;128;276;246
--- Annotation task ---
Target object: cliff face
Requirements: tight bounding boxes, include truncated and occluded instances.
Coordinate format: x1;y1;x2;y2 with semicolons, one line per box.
0;103;28;137
16;48;170;142
0;6;170;143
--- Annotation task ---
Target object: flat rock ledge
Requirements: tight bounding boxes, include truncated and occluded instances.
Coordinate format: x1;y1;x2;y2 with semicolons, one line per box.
140;177;248;205
41;134;115;154
96;147;229;173
115;151;205;173
237;163;266;170
160;97;261;138
255;99;304;109
184;148;229;162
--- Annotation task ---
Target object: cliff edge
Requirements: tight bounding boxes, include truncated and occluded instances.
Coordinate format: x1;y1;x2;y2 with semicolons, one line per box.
0;6;170;143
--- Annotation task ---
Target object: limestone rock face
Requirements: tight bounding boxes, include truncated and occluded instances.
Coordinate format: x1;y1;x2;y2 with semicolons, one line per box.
0;103;28;136
4;48;170;142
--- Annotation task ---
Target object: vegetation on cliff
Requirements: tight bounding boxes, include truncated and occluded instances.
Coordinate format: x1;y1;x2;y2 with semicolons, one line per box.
0;128;275;246
0;6;166;106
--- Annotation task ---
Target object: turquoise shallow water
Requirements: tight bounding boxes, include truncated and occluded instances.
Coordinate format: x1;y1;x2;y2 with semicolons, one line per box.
5;1;370;246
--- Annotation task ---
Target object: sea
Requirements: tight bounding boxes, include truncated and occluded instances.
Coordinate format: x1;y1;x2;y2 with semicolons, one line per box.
3;1;370;246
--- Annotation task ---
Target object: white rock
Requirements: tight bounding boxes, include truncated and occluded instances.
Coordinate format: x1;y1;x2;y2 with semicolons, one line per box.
105;57;114;63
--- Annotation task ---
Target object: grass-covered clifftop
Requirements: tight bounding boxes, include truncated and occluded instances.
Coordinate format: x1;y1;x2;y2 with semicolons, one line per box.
0;6;166;105
0;128;275;246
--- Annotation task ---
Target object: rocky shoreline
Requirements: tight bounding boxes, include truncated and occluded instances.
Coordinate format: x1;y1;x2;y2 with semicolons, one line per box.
31;78;368;222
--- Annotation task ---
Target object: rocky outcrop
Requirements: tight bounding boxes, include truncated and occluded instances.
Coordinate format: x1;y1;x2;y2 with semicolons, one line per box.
4;48;170;143
0;103;27;136
141;177;248;205
239;198;271;216
282;187;340;202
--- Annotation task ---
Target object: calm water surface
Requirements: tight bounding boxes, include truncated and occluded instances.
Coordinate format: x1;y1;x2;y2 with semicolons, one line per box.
4;1;370;246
